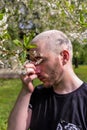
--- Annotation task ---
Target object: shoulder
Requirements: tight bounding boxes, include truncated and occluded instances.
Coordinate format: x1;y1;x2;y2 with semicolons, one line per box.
30;84;53;101
83;82;87;86
33;84;53;96
29;84;53;108
81;82;87;90
77;82;87;99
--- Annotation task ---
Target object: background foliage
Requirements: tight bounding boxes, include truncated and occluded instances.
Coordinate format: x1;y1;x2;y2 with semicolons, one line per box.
0;0;87;66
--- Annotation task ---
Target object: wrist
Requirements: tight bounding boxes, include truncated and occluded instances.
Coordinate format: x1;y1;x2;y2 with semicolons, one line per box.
22;82;34;93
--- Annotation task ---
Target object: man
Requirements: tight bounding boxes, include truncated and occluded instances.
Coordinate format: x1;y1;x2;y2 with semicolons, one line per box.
7;30;87;130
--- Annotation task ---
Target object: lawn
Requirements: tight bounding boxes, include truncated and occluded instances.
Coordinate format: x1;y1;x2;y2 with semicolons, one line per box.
74;65;87;82
0;78;41;130
0;65;87;130
0;79;22;130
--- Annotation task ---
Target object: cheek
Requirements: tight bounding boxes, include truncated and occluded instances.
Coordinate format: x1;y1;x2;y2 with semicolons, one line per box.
39;64;54;79
46;63;63;82
44;64;57;79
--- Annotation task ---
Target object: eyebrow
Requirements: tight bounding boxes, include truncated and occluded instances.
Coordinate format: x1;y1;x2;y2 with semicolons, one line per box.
30;49;43;57
29;52;43;61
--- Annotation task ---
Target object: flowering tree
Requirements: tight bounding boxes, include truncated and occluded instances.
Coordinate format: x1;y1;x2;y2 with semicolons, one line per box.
0;0;87;68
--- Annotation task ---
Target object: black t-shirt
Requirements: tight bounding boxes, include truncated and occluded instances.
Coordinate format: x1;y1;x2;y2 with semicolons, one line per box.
29;82;87;130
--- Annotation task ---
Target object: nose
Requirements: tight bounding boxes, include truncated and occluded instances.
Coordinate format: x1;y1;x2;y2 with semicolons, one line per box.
35;66;41;74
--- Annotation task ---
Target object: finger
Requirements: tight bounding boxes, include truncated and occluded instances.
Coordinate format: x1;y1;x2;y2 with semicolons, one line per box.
24;62;36;69
20;68;37;80
26;68;36;74
29;73;37;80
21;63;36;76
20;73;37;84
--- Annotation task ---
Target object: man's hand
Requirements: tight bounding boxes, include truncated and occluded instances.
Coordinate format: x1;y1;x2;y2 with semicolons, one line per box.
20;62;37;92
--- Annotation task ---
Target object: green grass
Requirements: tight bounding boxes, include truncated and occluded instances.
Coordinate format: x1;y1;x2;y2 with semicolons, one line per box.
0;79;22;130
0;78;41;130
74;65;87;82
0;65;87;130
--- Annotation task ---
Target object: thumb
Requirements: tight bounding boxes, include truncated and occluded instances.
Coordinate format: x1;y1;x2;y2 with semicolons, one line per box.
28;81;34;92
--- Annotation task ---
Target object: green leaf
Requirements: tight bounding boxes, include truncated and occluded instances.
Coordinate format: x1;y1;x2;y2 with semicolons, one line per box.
0;13;4;20
3;32;11;40
19;51;27;63
23;35;30;48
29;0;33;9
13;39;22;47
80;12;84;24
83;38;87;43
23;34;36;49
27;44;37;49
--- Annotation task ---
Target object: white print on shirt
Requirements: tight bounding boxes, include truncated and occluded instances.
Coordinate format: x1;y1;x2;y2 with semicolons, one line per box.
56;120;81;130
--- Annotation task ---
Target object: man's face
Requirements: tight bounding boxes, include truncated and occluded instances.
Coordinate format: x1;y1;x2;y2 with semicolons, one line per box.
29;44;64;88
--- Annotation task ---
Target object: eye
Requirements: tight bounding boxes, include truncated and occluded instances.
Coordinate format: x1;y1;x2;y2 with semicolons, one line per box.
35;58;43;65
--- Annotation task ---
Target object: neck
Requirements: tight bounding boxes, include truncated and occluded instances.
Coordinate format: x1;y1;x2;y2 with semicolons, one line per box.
53;69;83;94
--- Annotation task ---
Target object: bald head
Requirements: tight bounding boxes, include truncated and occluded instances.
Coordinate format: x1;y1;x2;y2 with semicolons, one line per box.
31;30;73;57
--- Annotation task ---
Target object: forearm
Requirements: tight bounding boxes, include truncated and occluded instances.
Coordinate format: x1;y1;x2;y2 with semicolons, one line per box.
7;86;32;130
7;62;37;130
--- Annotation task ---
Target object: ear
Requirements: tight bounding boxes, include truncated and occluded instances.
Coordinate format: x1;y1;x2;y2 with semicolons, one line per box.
60;50;69;65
